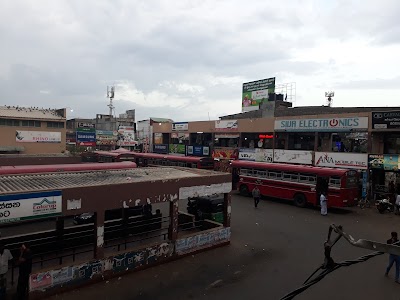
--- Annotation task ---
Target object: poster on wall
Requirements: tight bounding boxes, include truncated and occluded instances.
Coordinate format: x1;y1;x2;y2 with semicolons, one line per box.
314;152;368;170
153;144;169;154
172;122;188;131
169;144;186;155
242;77;275;112
368;154;400;171
117;126;137;146
16;131;61;143
0;191;62;224
273;149;312;165
215;120;238;131
186;146;210;157
154;133;163;144
212;147;239;160
238;148;273;162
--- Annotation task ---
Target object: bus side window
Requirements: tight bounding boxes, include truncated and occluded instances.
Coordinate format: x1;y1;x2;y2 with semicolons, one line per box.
268;171;282;180
191;163;197;168
256;170;266;177
329;176;341;188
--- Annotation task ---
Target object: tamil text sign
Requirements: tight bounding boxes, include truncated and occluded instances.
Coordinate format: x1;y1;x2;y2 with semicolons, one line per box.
275;117;368;132
215;120;238;131
16;131;61;143
372;111;400;129
315;152;368;170
172;122;188;131
273;149;313;165
0;191;62;224
242;77;275;112
238;148;273;163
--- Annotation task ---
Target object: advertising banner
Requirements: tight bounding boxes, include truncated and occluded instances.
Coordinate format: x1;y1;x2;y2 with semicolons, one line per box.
154;133;163;145
172;122;188;131
0;191;62;224
238;148;273;163
171;132;189;140
186;146;210;157
77;122;95;129
96;130;117;146
314;152;368;170
275;117;368;132
212;147;239;160
215;120;238;132
273;149;313;165
16;131;61;143
242;77;275;112
117;126;137;146
372;111;400;129
368;154;400;171
153;144;169;154
76;131;96;147
169;144;186;155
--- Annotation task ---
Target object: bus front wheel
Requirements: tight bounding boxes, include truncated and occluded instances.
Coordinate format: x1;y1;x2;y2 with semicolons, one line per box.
239;185;250;197
294;194;307;208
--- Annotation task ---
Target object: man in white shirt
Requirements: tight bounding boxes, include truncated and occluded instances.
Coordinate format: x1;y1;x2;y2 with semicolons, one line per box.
0;243;13;297
320;191;328;216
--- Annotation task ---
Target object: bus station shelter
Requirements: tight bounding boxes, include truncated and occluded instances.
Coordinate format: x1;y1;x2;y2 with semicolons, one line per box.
0;167;232;299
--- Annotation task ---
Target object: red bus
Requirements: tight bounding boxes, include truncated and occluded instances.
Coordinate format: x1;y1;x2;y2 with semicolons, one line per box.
231;160;359;208
81;150;136;163
0;161;137;176
133;153;215;170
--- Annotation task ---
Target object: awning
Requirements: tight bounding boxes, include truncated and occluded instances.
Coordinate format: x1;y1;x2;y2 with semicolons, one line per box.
215;134;240;139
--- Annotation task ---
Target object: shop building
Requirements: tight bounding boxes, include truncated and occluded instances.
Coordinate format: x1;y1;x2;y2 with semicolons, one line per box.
0;106;66;154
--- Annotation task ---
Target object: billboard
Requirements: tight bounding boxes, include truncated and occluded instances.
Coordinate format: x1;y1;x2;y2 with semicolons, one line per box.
16;131;61;143
117;126;137;146
368;154;400;171
238;148;273;163
242;77;275;112
372;111;400;129
169;144;186;155
172;122;188;131
315;152;368;170
96;130;117;146
186;146;210;157
273;149;313;165
0;191;62;224
275;117;368;132
153;144;169;154
76;131;96;147
215;120;238;131
212;147;238;160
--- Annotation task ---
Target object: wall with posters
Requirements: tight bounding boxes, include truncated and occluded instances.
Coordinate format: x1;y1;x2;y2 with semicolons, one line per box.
273;149;313;165
238;148;273;163
212;147;238;160
215;120;238;132
314;152;368;170
117;126;136;147
0;191;62;224
16;131;61;143
242;77;275;112
275;117;368;132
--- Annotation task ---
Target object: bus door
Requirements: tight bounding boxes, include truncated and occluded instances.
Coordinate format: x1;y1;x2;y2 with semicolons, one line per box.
316;176;328;203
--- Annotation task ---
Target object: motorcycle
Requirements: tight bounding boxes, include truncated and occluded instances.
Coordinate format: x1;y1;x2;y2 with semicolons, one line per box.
376;198;394;214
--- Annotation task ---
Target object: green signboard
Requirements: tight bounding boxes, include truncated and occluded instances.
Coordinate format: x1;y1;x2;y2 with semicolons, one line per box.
242;77;275;112
368;154;400;171
169;144;186;155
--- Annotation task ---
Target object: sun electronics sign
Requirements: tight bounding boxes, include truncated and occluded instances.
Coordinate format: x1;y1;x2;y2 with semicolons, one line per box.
275;117;368;132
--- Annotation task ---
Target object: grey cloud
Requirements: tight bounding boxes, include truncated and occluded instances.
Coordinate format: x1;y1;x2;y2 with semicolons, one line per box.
334;77;400;90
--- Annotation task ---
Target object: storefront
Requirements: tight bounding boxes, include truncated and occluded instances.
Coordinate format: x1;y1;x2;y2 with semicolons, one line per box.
368;154;400;200
240;133;273;149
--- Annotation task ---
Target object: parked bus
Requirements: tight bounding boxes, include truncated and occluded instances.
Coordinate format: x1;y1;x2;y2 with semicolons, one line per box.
231;160;359;208
133;153;215;170
0;161;137;175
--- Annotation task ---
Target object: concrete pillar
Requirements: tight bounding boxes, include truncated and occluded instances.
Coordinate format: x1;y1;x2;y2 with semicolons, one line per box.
168;199;178;241
223;192;232;227
314;132;319;151
94;210;105;259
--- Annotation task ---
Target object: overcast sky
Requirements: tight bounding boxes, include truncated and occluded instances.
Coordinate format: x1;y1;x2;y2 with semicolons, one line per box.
1;0;400;122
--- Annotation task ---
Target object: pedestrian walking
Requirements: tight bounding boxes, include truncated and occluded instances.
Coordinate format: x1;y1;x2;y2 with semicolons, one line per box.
385;232;400;283
0;243;13;298
16;243;32;300
320;191;328;216
252;186;261;208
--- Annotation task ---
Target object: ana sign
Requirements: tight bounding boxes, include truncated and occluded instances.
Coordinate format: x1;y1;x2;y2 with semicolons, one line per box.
372;111;400;129
0;191;62;224
16;131;61;143
172;122;188;131
275;117;368;132
315;152;368;170
239;148;273;163
273;149;313;165
215;120;238;131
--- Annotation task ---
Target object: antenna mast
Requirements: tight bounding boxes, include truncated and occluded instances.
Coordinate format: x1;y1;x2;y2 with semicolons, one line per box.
325;91;334;107
107;86;115;116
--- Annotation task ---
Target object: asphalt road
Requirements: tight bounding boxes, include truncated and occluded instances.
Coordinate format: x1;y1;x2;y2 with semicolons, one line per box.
44;194;400;300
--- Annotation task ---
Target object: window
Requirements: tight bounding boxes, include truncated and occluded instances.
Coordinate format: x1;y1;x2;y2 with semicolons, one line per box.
282;172;299;182
332;132;368;153
254;170;267;177
299;174;316;184
329;176;341;188
47;122;64;128
268;171;282;180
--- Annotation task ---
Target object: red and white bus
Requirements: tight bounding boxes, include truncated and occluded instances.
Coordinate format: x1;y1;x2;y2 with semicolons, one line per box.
231;160;359;208
0;161;137;176
133;153;215;170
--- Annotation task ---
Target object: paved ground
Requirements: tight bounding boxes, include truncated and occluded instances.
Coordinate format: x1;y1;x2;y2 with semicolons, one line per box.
42;194;400;300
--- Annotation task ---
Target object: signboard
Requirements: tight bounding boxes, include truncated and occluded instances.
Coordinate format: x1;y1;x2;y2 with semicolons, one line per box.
314;152;368;170
0;191;62;224
238;148;273;163
171;132;189;140
273;149;313;165
212;147;238;160
16;131;61;143
96;130;117;146
76;127;95;133
274;117;368;132
368;154;400;171
172;122;188;131
372;111;400;129
215;120;238;132
242;77;275;112
186;146;210;157
76;131;96;147
117;126;137;146
153;144;169;154
154;133;163;145
169;144;186;155
78;122;95;129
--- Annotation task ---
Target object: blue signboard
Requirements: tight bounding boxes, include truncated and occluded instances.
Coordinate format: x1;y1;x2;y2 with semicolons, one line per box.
186;146;210;157
76;132;96;143
362;171;368;198
153;144;169;154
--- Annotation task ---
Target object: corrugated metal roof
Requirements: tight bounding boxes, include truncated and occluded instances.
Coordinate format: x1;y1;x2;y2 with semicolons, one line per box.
150;117;173;123
0;167;200;194
0;106;65;120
